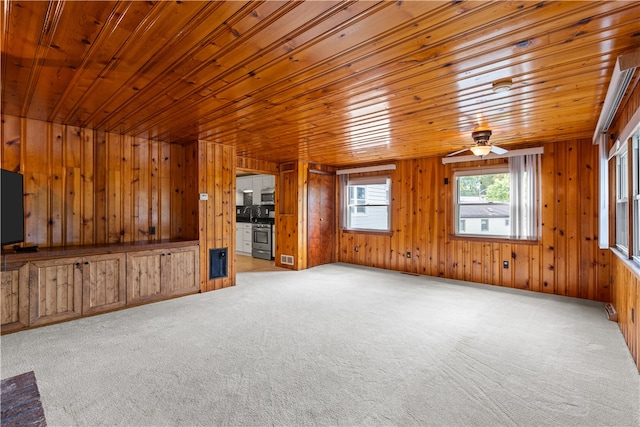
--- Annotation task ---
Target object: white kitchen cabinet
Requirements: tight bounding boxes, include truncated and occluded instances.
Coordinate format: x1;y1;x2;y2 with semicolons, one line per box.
262;174;275;190
236;223;252;254
237;176;252;192
252;176;263;197
236;176;253;206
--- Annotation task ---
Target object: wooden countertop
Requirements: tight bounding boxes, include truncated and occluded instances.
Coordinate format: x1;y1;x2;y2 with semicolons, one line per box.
2;239;199;263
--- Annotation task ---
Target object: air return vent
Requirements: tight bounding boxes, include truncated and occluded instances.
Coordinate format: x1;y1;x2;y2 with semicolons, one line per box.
280;254;294;265
604;303;618;322
209;248;228;279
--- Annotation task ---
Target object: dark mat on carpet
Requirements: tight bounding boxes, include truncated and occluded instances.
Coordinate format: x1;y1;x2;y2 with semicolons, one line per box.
1;371;47;426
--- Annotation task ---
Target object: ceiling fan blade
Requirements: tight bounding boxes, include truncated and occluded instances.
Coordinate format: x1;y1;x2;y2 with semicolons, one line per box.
447;148;469;157
491;145;508;155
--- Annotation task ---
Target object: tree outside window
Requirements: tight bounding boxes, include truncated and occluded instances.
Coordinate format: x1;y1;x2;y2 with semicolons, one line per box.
454;154;540;240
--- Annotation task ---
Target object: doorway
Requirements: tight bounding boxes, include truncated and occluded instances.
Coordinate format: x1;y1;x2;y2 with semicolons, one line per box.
235;171;283;272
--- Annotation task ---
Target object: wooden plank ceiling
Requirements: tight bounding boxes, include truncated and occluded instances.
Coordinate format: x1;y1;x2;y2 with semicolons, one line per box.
2;1;639;166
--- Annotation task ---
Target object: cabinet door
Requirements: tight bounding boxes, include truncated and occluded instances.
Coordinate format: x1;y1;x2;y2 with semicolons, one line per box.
1;262;30;333
243;226;252;253
82;253;126;315
163;246;199;297
29;258;83;326
126;250;163;305
236;227;243;252
238;176;252;191
263;174;275;189
252;176;263;197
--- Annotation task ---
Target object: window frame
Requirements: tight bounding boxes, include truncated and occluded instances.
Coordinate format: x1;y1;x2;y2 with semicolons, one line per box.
633;131;640;263
454;166;512;239
342;174;391;233
349;186;367;215
453;162;539;241
614;141;629;255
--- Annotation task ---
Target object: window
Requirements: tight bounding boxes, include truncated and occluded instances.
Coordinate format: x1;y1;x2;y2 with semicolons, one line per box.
349;186;366;214
454;154;539;240
633;131;640;262
610;126;640;265
616;144;629;253
342;175;390;231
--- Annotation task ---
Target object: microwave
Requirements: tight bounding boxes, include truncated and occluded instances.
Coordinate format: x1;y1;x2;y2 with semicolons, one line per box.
260;188;275;204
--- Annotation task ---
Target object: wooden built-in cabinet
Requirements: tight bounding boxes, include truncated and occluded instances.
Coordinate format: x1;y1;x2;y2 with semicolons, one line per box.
1;263;30;333
82;254;127;316
127;250;164;304
29;258;83;326
29;253;129;324
163;246;199;297
1;241;198;333
127;246;199;304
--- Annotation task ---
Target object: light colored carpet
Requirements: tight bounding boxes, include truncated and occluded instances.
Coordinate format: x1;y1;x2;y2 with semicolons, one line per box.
1;263;639;426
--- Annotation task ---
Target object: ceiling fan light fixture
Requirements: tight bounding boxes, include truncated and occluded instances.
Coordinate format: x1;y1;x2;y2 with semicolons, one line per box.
492;78;513;93
470;144;492;157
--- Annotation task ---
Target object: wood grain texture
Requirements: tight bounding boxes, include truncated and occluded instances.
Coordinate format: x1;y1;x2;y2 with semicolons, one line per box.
126;250;163;305
236;156;279;175
276;160;308;270
611;254;640;372
608;72;640;373
196;140;236;291
2;1;638;166
336;140;610;302
307;170;335;268
1;241;200;333
0;115;192;247
28;257;82;326
164;246;200;297
81;253;126;315
0;263;29;333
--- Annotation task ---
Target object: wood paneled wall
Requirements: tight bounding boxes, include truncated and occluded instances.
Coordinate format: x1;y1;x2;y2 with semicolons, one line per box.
236;156;279;175
337;139;611;302
608;74;640;372
1;115;194;247
611;254;640;372
276;161;308;270
196;140;236;291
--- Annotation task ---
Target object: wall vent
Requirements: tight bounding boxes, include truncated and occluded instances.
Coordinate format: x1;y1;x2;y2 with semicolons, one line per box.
280;254;294;265
604;303;618;322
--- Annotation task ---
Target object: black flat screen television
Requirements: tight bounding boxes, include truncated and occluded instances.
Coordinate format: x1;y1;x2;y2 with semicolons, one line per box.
1;169;25;246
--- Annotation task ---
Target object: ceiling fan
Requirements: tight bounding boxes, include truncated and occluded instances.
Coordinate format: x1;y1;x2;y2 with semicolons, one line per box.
447;129;508;158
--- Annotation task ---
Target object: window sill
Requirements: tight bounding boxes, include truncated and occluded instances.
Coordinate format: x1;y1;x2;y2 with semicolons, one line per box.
449;234;539;245
341;228;393;237
610;247;640;280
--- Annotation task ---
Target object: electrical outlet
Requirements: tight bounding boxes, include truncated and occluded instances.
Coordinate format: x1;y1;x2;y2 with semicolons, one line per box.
406;251;411;258
503;260;509;269
149;226;155;235
355;246;359;252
